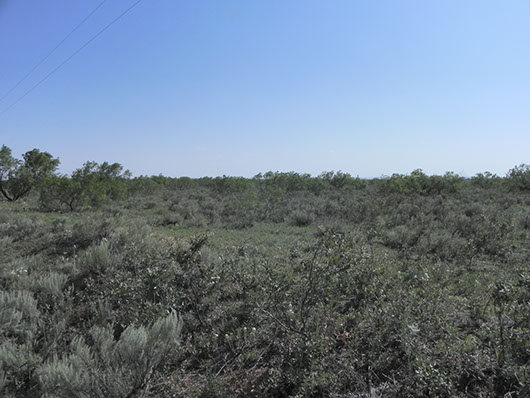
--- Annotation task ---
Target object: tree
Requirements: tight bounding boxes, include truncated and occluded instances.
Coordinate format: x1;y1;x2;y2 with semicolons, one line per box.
72;161;131;207
507;164;530;191
318;171;353;189
39;176;85;211
0;145;20;201
471;171;501;189
0;146;59;201
39;161;131;211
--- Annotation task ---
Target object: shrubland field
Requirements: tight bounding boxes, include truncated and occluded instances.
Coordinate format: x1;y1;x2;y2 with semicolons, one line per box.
1;148;529;397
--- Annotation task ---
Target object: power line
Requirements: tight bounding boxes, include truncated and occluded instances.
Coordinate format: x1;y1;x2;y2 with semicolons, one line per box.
0;0;144;117
0;0;108;104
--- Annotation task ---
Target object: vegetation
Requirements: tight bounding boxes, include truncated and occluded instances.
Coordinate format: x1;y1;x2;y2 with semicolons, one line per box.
0;146;59;202
0;145;529;397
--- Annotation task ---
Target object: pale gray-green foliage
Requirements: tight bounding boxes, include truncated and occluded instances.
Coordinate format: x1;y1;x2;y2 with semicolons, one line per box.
0;340;42;375
0;367;6;392
37;311;182;398
0;235;13;252
0;290;40;340
78;241;119;274
0;290;43;394
1;256;64;300
0;211;45;241
2;255;43;279
0;267;73;395
111;219;154;250
34;272;68;299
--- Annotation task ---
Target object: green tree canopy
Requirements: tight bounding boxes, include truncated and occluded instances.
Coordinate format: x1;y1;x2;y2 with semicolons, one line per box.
507;164;530;191
73;161;131;207
0;145;59;201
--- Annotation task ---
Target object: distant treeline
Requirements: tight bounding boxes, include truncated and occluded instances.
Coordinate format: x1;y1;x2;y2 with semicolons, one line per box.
1;145;529;211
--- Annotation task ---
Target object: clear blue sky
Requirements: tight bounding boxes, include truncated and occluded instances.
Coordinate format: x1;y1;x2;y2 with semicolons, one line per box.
0;0;529;178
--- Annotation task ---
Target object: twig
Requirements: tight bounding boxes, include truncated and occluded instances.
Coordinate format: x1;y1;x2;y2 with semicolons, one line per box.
255;302;307;338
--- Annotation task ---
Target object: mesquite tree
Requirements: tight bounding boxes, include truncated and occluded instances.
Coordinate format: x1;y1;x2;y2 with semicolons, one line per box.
0;145;59;201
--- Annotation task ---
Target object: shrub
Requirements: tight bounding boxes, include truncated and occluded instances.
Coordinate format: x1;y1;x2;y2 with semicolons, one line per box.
37;312;182;398
288;210;314;227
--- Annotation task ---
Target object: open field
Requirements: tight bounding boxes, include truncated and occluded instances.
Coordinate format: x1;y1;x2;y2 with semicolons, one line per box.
1;171;529;397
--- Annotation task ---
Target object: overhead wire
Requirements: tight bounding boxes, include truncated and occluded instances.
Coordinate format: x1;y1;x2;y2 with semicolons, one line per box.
0;0;144;117
0;0;108;104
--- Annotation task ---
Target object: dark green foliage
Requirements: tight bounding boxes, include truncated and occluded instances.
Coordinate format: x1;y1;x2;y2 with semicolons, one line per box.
39;161;131;211
39;176;85;211
0;145;59;201
471;171;502;189
381;169;464;195
70;161;131;206
507;164;530;191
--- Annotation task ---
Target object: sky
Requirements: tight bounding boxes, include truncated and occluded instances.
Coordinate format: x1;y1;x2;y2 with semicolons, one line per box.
0;0;529;178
